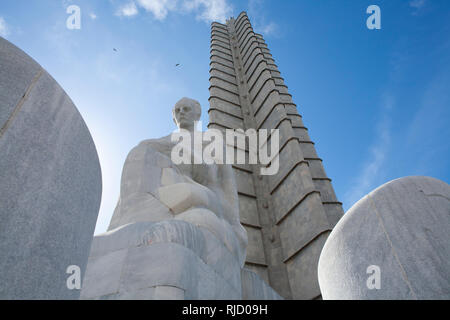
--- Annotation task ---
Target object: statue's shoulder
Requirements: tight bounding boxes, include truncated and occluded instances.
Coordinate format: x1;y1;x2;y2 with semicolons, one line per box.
134;135;173;156
123;135;173;167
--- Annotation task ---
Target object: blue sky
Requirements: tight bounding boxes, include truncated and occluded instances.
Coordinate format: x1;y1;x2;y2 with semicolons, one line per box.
1;0;449;235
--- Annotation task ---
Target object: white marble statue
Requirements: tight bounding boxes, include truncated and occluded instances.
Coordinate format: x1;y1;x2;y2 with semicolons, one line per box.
81;98;254;299
108;97;247;265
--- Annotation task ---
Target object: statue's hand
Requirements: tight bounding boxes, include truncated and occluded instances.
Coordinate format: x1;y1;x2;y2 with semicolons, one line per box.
157;182;218;215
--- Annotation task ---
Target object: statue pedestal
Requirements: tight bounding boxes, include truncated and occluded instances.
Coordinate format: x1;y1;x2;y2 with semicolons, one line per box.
81;220;242;299
81;220;282;299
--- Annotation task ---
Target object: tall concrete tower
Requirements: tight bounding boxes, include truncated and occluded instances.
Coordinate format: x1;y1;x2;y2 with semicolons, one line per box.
208;12;344;299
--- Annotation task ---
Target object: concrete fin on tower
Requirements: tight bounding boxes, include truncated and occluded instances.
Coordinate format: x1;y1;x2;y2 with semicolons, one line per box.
208;12;344;299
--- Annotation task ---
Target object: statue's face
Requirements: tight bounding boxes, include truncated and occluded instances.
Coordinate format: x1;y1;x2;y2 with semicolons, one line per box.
173;98;201;130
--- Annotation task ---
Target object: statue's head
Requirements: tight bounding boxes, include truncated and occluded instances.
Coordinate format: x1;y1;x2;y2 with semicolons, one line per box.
172;97;201;130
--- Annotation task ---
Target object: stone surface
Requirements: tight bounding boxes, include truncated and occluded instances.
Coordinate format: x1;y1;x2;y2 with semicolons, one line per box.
81;220;243;299
241;268;283;300
82;219;282;300
286;232;329;300
318;176;450;300
0;37;102;299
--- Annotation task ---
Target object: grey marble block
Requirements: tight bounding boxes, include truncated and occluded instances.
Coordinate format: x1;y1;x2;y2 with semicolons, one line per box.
82;220;283;300
318;176;450;300
0;37;102;299
81;220;243;300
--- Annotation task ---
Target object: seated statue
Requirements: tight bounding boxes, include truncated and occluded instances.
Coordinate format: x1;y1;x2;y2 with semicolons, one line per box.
81;98;250;299
108;97;247;265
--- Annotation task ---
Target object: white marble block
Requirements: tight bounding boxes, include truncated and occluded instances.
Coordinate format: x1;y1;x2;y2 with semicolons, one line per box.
318;176;450;299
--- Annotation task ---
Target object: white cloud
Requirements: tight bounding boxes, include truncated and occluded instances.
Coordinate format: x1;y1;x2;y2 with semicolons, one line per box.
137;0;176;20
115;0;232;23
405;67;450;174
344;95;394;208
0;17;9;38
116;2;139;17
247;0;279;37
183;0;232;23
409;0;426;9
261;22;278;36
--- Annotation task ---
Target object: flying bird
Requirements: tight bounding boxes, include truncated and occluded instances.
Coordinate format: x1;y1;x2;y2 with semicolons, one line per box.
175;63;180;67
113;48;118;52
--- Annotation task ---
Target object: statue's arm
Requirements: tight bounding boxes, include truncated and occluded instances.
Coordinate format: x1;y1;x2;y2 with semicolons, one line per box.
136;140;221;215
109;140;174;230
118;140;166;199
